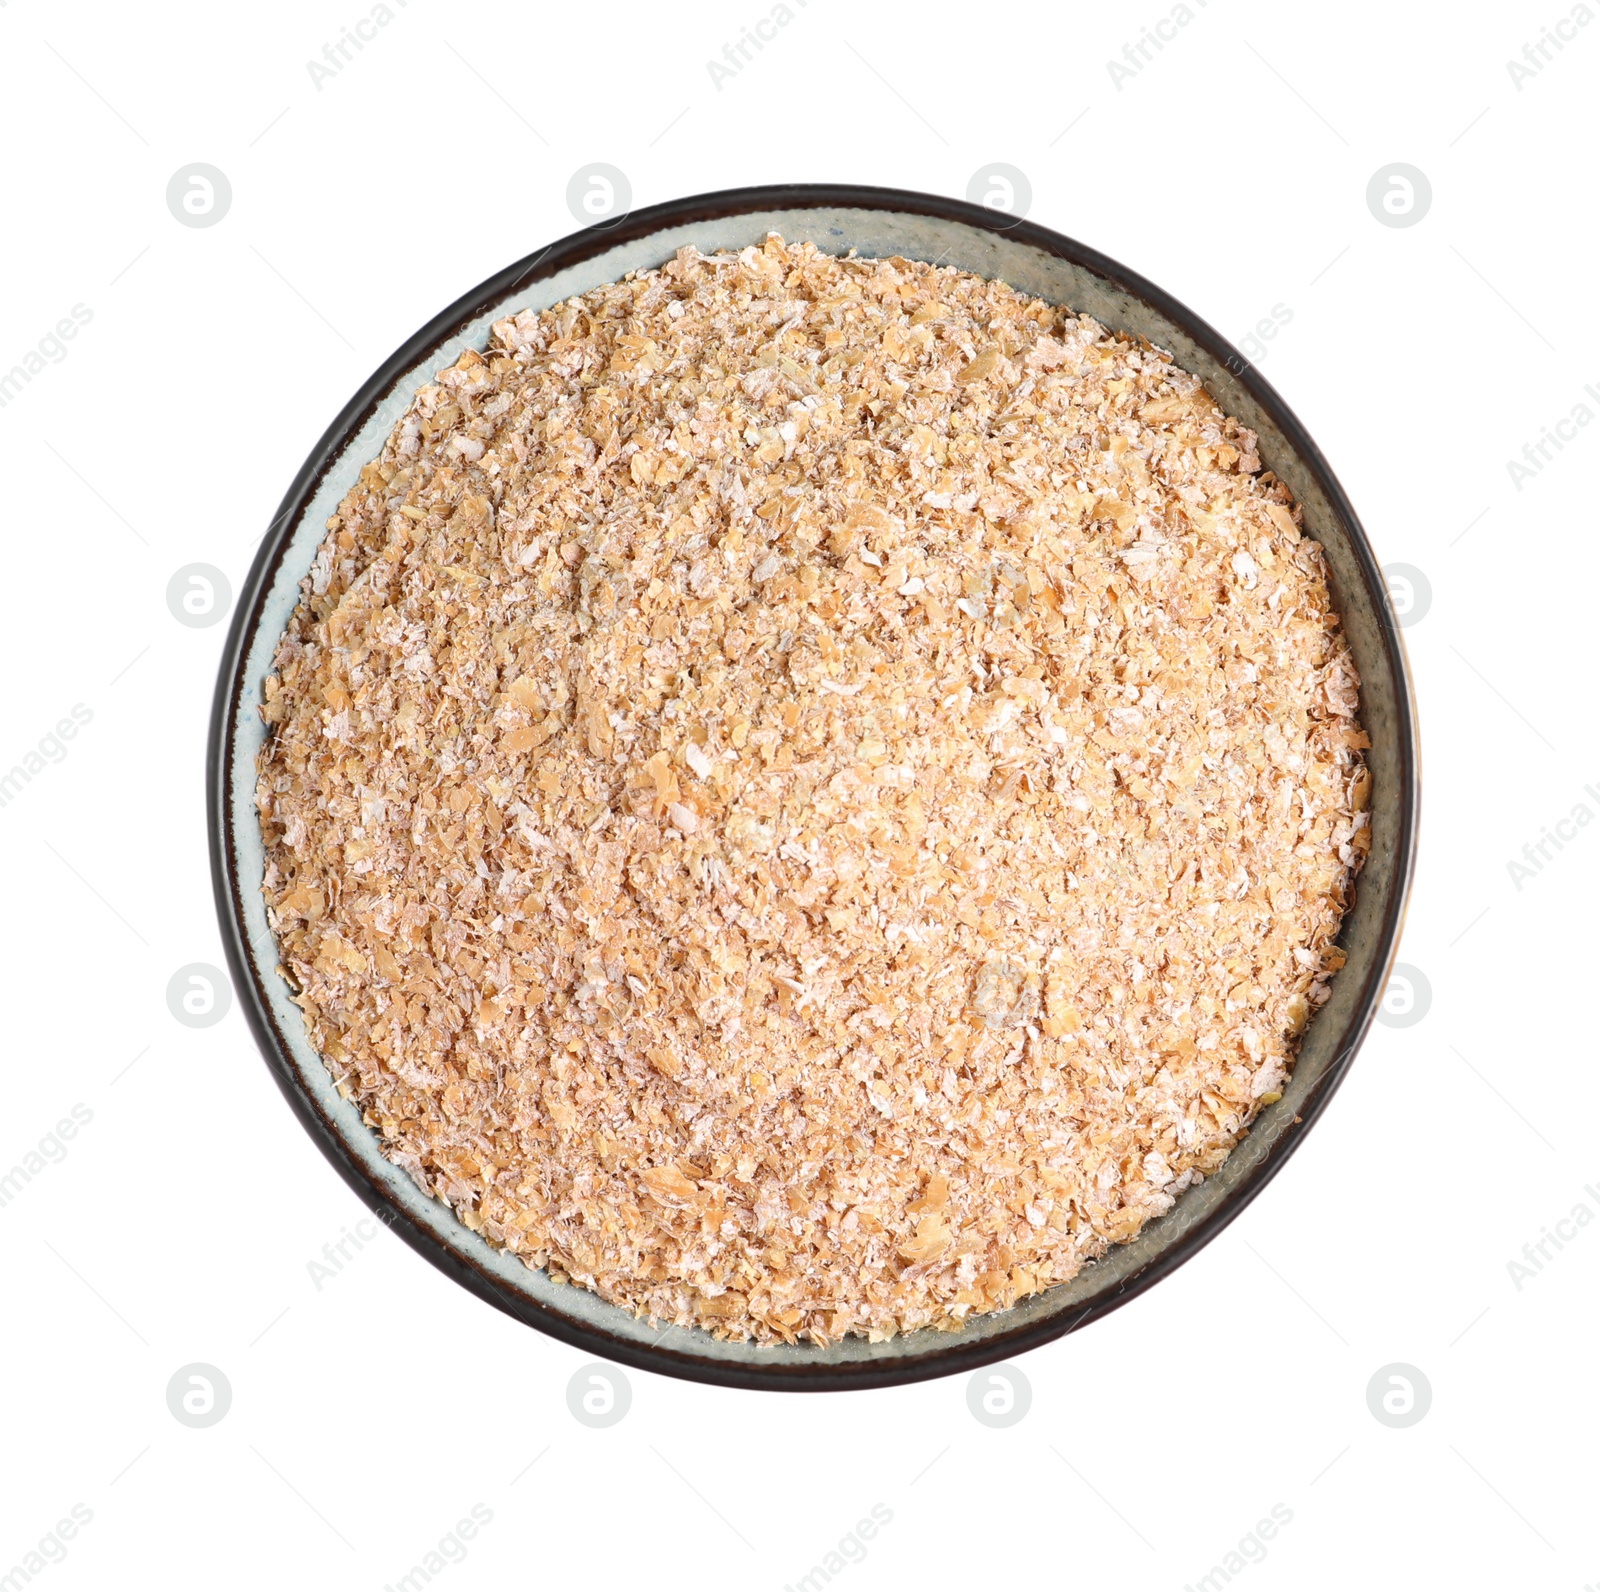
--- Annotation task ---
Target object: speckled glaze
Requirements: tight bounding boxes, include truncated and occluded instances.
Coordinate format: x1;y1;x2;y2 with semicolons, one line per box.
209;185;1418;1391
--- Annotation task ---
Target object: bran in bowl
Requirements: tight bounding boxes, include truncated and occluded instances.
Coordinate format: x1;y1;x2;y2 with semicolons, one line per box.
255;235;1368;1345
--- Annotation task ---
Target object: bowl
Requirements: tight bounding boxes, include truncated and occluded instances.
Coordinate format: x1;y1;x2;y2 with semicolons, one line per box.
209;184;1418;1391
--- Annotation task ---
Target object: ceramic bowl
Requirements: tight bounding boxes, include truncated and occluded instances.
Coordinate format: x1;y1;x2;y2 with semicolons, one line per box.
209;184;1418;1391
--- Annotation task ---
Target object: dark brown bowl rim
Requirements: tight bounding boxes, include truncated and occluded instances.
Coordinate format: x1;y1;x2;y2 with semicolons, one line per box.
208;182;1419;1392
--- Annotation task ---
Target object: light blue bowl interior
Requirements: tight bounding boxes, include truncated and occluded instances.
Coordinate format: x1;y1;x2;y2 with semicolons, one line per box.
229;206;1410;1370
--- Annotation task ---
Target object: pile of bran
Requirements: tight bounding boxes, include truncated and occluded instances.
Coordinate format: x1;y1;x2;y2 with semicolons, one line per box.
257;236;1367;1344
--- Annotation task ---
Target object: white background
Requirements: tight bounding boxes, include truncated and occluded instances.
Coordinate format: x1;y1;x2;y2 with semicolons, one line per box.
1;1;1595;1587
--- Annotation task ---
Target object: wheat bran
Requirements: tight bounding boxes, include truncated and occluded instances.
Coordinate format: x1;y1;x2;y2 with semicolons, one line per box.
256;236;1368;1344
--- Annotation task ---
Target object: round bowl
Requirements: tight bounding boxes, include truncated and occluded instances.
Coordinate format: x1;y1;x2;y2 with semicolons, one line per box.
209;184;1419;1391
